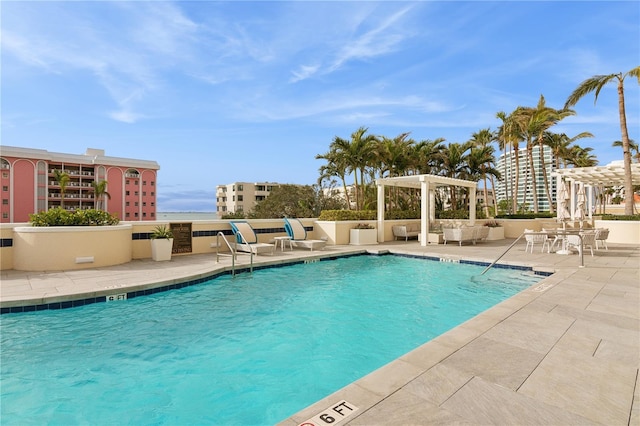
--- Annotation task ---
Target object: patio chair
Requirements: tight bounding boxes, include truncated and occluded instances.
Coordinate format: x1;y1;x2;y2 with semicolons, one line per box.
283;218;326;251
566;231;597;257
595;228;609;250
524;229;551;253
229;221;275;255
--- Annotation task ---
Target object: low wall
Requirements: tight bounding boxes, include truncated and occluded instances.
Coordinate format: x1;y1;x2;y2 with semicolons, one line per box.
13;225;133;271
2;219;322;271
594;220;640;245
2;218;637;271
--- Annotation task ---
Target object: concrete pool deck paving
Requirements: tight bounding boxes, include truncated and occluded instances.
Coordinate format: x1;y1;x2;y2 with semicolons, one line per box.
1;238;638;425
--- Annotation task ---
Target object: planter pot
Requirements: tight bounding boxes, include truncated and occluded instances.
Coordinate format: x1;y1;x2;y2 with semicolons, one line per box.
151;238;174;261
486;227;505;241
350;229;378;245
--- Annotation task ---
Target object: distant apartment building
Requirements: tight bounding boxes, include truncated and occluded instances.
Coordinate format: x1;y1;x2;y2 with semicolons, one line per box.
216;182;280;214
0;146;160;223
495;145;557;212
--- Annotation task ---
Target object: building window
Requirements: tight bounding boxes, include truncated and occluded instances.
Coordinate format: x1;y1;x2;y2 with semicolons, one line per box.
2;213;7;219
142;202;146;207
237;195;243;201
126;212;130;218
143;192;146;196
237;185;243;191
134;191;139;196
2;172;8;178
126;191;130;196
134;212;139;217
143;212;147;217
150;212;155;218
135;202;139;207
2;186;7;191
143;181;146;185
151;202;155;207
2;199;7;205
126;201;130;207
126;180;130;185
151;192;155;196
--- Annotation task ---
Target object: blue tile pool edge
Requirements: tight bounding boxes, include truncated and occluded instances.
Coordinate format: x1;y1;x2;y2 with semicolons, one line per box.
0;252;551;314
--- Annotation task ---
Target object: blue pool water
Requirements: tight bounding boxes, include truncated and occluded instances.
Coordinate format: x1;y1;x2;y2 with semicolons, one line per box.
0;255;541;425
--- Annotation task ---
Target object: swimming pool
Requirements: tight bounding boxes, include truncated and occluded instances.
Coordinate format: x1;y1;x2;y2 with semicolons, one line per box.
0;254;542;425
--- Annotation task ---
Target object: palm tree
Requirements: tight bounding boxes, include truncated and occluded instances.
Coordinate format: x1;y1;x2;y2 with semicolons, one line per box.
612;139;639;162
469;128;498;217
413;138;445;175
52;169;70;209
467;142;501;218
545;131;594;169
321;127;378;210
440;142;471;210
565;66;640;215
91;180;111;211
567;146;598;168
496;111;521;214
511;96;575;213
316;148;352;209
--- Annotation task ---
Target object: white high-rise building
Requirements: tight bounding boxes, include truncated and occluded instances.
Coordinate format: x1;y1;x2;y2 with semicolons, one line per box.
495;145;557;212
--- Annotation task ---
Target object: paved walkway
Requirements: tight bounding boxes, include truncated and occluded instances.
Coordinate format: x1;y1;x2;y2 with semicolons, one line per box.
1;239;639;425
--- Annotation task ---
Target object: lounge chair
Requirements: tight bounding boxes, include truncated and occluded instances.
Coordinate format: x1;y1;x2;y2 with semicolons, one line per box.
443;227;476;246
229;221;275;255
283;218;326;251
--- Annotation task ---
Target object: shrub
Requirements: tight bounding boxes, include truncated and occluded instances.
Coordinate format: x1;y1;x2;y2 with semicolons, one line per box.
495;213;554;219
29;208;119;226
318;210;377;221
601;214;640;221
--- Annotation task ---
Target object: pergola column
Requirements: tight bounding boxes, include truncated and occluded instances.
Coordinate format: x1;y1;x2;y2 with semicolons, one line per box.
377;183;385;243
469;187;476;225
420;180;429;247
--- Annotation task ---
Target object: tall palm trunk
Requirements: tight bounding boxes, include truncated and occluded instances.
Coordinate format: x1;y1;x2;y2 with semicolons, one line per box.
539;141;554;213
617;79;636;215
512;145;520;213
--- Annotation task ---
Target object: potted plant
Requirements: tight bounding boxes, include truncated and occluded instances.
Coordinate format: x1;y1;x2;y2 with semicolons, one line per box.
484;220;505;241
150;225;174;261
350;223;377;245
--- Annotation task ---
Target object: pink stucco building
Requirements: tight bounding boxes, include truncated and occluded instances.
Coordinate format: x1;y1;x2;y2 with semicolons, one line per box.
0;146;160;223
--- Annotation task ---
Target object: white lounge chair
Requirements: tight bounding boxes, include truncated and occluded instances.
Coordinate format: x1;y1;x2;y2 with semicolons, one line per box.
229;221;275;255
283;218;326;251
443;227;476;246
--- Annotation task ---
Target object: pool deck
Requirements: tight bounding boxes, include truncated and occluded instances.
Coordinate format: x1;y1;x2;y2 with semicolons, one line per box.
1;239;638;425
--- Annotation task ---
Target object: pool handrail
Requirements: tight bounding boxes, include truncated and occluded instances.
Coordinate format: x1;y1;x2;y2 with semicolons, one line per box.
216;231;254;276
481;231;585;275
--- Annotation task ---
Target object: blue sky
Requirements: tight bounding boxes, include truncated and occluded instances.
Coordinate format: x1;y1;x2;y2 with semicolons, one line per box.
2;1;639;212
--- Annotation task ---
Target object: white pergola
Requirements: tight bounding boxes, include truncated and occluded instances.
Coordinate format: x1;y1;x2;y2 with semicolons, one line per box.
376;174;478;247
553;161;640;220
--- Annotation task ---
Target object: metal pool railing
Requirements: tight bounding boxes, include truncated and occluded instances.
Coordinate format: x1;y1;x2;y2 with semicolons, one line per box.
481;231;585;275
